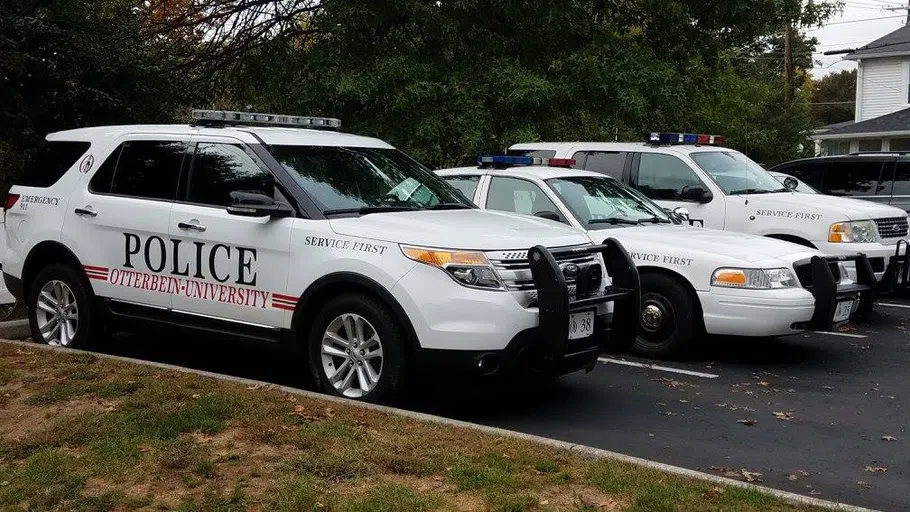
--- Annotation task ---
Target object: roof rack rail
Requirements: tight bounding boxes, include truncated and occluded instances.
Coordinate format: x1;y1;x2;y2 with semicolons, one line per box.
848;151;910;155
191;109;341;130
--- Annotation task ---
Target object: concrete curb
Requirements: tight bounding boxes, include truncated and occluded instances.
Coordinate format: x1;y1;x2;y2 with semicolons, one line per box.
0;339;880;512
0;320;30;340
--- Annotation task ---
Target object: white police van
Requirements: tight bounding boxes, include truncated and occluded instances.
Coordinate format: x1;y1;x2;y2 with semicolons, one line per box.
509;134;910;290
1;110;640;403
437;156;877;359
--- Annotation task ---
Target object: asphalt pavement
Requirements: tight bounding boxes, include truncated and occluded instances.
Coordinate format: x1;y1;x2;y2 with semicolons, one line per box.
84;300;910;511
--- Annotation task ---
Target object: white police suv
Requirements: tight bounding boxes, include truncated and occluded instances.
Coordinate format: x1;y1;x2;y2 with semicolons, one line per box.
2;110;640;402
437;156;877;359
509;134;910;290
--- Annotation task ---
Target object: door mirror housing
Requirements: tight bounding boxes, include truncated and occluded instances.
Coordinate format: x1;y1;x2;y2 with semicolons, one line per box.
783;176;799;191
534;211;563;223
679;184;713;203
227;191;294;218
672;207;690;223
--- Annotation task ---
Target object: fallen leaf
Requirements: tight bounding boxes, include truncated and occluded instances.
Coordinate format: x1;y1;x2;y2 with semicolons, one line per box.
324;407;335;418
822;385;834;390
737;419;757;426
539;500;549;506
741;469;762;482
809;490;822;496
857;481;872;489
787;474;799;481
656;402;667;407
798;470;811;477
664;411;677;416
882;435;898;442
758;381;769;386
679;399;689;403
293;405;306;413
191;394;200;399
865;466;887;473
773;411;794;421
648;433;654;437
715;403;727;408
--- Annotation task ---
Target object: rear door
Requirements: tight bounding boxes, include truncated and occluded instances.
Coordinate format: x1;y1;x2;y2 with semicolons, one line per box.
63;136;185;309
168;135;293;328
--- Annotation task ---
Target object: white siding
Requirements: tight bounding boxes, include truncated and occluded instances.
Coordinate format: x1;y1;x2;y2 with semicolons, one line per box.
858;57;907;121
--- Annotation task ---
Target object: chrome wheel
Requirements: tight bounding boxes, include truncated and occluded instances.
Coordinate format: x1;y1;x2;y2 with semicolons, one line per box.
639;292;676;345
35;280;79;346
320;313;383;398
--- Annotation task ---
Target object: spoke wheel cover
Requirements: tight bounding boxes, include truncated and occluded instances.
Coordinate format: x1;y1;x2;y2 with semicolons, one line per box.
639;292;676;345
35;280;79;347
321;313;384;398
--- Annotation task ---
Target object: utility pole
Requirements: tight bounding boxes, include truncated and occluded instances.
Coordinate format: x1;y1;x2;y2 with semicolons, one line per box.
884;2;910;24
784;24;795;106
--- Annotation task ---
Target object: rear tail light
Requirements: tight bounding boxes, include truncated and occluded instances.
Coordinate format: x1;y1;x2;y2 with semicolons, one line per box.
4;194;19;211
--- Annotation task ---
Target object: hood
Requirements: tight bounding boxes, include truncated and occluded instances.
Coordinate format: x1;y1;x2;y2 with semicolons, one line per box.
593;224;818;264
747;192;906;221
329;209;590;250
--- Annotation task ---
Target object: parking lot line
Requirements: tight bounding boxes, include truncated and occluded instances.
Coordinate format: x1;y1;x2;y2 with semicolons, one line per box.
878;302;910;309
598;357;720;378
812;331;867;338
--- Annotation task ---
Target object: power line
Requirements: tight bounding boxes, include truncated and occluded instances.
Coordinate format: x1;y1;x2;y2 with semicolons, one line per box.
805;14;905;30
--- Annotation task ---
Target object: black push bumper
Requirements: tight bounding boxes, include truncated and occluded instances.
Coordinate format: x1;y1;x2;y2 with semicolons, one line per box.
879;240;910;293
794;254;876;330
525;237;640;373
415;238;640;377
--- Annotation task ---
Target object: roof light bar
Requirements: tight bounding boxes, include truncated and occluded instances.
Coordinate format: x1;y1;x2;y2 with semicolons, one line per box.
191;110;341;130
646;132;725;146
476;155;576;168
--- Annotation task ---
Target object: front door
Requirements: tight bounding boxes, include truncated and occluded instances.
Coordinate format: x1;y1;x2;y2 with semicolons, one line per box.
630;152;726;229
169;137;293;328
63;136;186;309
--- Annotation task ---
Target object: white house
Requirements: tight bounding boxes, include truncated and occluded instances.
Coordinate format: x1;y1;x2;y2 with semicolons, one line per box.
813;24;910;155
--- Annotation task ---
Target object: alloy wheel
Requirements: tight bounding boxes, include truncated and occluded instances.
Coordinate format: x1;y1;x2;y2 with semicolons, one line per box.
35;280;79;346
320;313;384;398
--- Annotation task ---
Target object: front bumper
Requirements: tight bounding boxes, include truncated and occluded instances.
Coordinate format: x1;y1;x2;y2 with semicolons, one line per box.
410;238;640;376
815;240;904;285
699;287;816;337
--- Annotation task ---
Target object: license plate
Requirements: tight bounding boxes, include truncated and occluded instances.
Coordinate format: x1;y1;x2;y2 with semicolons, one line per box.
568;311;595;340
833;300;853;323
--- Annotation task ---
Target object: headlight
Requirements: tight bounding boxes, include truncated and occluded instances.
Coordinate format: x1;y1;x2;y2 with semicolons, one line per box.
711;267;799;289
401;245;504;290
829;220;878;243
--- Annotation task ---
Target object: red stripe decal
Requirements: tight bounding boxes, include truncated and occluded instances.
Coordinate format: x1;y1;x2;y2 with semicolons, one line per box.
271;297;297;306
272;293;298;303
87;275;108;281
83;265;108;272
273;303;296;311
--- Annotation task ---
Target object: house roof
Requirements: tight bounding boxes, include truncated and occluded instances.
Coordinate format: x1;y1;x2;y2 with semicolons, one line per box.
846;24;910;60
813;106;910;139
814;119;855;133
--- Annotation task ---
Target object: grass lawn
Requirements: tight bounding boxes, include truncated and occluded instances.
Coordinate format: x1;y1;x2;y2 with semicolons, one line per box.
0;342;825;512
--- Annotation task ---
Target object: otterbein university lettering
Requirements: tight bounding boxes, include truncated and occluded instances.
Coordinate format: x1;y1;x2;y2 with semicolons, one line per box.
123;233;258;286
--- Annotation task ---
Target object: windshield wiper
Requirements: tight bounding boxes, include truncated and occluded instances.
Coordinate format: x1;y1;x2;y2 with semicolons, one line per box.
640;216;672;224
588;218;640;225
323;206;419;216
729;188;775;195
427;202;473;210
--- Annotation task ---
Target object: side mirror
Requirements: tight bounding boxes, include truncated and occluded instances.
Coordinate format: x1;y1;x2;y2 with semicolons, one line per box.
534;211;563;223
672;207;690;222
679;185;713;203
783;176;798;191
227;191;294;218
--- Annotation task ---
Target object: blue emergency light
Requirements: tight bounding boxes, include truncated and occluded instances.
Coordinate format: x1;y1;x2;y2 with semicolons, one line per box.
645;132;725;146
476;155;576;168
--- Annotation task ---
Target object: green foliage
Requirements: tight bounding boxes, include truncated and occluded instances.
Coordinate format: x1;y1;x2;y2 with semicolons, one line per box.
813;69;857;126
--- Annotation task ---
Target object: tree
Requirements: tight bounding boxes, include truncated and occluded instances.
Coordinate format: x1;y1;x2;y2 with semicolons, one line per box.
813;69;856;126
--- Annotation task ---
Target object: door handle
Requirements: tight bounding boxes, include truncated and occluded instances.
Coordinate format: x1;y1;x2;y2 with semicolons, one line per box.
74;208;97;218
178;221;206;232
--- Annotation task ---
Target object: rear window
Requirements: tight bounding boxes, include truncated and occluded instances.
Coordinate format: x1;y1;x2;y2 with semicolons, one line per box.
20;141;91;188
89;141;185;201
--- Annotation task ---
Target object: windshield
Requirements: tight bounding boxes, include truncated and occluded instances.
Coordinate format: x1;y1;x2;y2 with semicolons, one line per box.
690;151;787;195
270;146;473;213
545;176;672;229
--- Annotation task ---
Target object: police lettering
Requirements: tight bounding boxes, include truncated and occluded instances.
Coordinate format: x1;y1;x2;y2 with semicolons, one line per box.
123;233;258;286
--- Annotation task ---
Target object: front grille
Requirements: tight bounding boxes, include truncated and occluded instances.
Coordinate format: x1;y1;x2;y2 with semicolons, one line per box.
486;245;606;305
874;217;909;239
793;261;842;288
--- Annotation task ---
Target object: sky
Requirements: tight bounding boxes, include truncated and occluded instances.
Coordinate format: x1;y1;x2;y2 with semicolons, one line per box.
811;1;908;76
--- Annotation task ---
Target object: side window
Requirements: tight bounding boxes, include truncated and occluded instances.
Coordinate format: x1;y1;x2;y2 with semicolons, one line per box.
442;175;481;201
506;149;556;159
486;177;560;217
783;163;825;190
634;153;703;200
819;160;883;196
887;161;910;196
186;143;273;207
20;141;91;188
94;141;185;200
575;151;627;179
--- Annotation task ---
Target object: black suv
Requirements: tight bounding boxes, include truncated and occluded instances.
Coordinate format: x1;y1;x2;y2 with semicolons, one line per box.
771;153;910;213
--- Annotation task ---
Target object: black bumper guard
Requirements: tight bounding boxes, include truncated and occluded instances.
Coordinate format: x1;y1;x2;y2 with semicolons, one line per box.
879;239;910;293
803;254;876;330
527;238;640;371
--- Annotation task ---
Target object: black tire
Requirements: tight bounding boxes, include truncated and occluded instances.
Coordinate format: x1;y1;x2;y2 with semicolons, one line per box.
632;273;699;360
27;264;99;349
307;293;408;403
